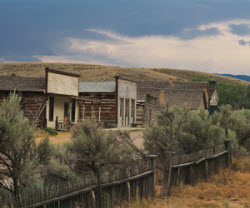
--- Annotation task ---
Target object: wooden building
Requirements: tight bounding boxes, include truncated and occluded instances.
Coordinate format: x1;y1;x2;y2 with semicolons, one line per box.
0;76;47;127
0;69;138;129
45;68;80;130
137;79;218;126
0;68;81;130
78;76;137;127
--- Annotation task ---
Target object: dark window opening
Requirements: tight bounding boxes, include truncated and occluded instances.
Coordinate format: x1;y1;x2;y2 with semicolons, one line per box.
49;97;54;121
20;100;26;110
71;99;76;122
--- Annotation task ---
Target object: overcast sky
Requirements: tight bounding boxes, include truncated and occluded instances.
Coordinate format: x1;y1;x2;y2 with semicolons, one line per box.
1;0;250;75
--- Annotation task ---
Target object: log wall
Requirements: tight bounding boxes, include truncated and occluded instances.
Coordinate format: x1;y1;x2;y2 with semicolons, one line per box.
0;91;46;128
79;93;117;127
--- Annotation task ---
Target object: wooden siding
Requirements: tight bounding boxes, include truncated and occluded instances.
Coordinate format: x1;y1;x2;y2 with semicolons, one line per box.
79;93;117;126
47;72;79;96
0;91;47;127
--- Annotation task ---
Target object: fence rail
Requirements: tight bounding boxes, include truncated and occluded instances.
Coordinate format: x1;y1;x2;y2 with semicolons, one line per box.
162;140;232;196
1;141;232;207
1;156;157;208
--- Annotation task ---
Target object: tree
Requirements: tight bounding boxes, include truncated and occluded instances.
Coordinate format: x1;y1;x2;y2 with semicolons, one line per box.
143;105;190;159
67;120;132;207
232;109;250;152
143;105;190;196
180;109;225;153
0;92;52;205
211;105;249;155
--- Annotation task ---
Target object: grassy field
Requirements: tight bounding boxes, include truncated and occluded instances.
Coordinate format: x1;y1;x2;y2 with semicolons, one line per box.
126;157;250;208
0;62;249;85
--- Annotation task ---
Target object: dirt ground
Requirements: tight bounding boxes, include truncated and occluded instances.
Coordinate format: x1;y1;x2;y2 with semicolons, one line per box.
36;128;145;148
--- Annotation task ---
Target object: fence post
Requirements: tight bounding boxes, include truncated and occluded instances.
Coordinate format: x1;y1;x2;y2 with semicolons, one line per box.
205;160;209;180
161;151;174;197
55;116;58;130
224;139;232;166
96;163;103;208
126;182;131;205
89;190;96;208
146;155;157;197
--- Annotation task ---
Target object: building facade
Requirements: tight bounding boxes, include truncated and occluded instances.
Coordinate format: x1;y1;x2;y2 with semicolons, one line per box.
136;79;218;126
78;76;137;128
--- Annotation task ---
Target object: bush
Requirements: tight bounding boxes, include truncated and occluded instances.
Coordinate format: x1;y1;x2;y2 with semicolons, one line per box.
44;127;58;136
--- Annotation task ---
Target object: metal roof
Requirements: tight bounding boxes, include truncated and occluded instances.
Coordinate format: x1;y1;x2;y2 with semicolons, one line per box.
79;81;116;93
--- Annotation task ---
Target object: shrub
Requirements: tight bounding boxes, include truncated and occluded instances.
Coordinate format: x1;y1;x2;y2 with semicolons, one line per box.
44;127;58;136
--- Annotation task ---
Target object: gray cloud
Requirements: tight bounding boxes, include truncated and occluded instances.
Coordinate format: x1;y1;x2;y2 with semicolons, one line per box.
229;24;250;36
180;27;221;40
238;39;250;46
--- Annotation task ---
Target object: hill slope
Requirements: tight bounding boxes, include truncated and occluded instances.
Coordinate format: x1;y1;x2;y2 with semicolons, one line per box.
0;62;249;86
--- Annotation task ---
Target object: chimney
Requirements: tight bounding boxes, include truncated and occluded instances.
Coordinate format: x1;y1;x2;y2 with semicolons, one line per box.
209;80;217;90
136;77;141;82
169;78;174;86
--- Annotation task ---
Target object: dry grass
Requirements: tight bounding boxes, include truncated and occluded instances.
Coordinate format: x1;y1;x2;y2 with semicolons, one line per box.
35;131;71;145
0;62;249;85
127;156;250;208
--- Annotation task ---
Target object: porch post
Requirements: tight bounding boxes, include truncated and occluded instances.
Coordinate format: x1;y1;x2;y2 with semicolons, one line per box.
123;98;126;126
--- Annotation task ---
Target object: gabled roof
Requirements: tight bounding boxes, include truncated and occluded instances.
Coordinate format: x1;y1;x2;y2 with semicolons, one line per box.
79;81;116;93
165;89;205;110
0;76;45;92
138;80;207;90
137;80;208;109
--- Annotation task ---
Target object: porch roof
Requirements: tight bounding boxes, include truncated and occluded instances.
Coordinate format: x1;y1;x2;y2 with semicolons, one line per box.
79;81;116;93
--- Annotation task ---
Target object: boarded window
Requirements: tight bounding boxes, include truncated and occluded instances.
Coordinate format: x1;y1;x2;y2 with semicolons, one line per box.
71;99;76;122
49;96;54;121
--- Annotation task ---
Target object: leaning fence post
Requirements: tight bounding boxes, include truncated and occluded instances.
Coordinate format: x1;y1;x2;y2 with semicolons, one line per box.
89;190;96;208
146;155;157;197
126;182;131;205
224;139;232;166
161;151;174;197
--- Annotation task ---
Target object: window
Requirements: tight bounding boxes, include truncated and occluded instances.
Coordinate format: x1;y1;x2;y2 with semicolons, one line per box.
71;99;76;122
131;99;135;123
120;98;124;117
20;100;25;110
49;96;54;121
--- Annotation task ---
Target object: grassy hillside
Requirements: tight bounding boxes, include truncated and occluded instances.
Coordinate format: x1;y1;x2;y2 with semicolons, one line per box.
0;62;249;86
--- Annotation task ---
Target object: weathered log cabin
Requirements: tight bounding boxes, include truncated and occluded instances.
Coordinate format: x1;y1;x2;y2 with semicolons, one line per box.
0;68;81;130
78;76;137;127
136;79;219;126
0;76;47;127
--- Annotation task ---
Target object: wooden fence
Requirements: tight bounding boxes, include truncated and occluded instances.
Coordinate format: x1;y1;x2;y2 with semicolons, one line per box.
1;156;157;208
1;141;232;207
162;140;232;196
